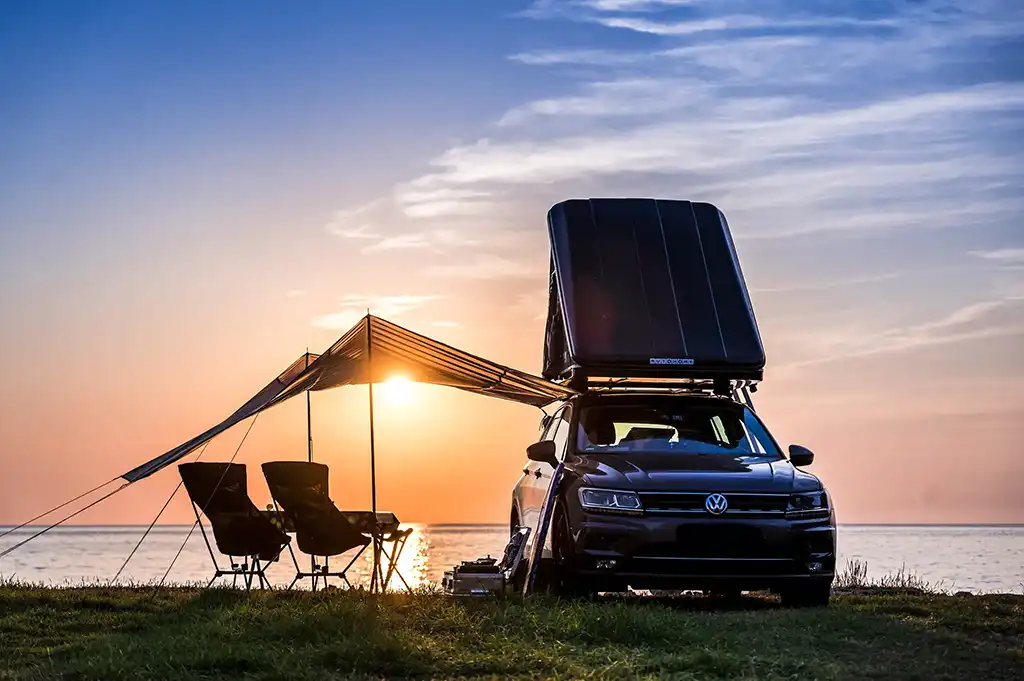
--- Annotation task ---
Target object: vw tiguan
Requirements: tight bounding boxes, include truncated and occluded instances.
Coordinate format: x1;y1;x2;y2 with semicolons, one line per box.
511;390;836;606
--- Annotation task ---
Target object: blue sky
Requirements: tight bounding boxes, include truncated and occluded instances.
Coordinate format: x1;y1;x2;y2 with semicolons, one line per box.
1;0;1022;523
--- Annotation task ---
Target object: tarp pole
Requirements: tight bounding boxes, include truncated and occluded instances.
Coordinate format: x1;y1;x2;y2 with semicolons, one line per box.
305;349;315;585
366;312;380;591
306;350;313;463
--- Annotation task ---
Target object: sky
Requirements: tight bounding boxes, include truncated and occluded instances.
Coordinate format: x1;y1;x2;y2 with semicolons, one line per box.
0;0;1022;526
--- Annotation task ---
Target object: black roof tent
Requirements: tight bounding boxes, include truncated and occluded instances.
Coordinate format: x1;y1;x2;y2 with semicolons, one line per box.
542;198;765;386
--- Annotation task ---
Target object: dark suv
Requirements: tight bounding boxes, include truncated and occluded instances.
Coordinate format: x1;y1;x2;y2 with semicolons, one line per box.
511;390;836;606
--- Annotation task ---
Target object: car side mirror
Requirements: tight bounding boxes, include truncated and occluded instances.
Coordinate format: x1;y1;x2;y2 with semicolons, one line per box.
526;440;558;468
789;444;815;467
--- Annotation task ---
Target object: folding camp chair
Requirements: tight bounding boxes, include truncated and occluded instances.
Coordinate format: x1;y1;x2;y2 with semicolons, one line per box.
261;461;372;590
178;462;291;590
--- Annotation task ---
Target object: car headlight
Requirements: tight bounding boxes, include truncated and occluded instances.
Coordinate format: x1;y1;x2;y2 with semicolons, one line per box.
578;488;643;514
787;491;829;517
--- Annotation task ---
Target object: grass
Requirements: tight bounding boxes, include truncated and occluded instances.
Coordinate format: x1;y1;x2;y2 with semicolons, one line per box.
0;574;1021;681
833;559;945;592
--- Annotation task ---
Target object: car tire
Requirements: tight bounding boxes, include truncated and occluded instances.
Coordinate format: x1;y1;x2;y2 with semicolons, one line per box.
780;580;832;607
550;498;596;600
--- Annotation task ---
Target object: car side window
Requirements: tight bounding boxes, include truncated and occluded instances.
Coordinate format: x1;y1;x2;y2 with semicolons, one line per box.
548;406;573;461
538;413;553;441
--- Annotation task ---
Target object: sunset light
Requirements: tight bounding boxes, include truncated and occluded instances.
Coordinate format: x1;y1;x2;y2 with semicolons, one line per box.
0;3;1022;655
377;375;416;405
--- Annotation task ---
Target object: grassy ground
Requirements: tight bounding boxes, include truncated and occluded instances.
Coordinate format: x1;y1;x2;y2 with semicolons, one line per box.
0;583;1021;681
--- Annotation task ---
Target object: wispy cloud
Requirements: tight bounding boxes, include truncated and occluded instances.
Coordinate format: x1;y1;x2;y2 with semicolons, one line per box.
509;35;815;67
496;78;711;126
312;294;440;330
424;254;541;280
324;199;385;238
394;0;1024;247
286;289;306;297
594;14;897;37
394;186;493;219
753;273;902;295
406;83;1024;193
779;296;1024;371
580;0;701;11
360;229;479;254
970;248;1024;266
431;320;461;328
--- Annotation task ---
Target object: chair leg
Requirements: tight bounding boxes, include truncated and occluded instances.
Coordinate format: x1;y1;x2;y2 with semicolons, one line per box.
339;543;368;588
259;563;273;590
383;538;404;590
381;533;412;592
252;559;265;590
373;537;387;592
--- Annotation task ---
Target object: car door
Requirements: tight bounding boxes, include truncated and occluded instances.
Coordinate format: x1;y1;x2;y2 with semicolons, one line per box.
523;405;572;554
518;410;558;533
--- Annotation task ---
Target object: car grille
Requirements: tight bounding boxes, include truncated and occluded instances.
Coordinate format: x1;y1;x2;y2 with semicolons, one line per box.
639;492;788;517
624;556;799;576
634;526;790;560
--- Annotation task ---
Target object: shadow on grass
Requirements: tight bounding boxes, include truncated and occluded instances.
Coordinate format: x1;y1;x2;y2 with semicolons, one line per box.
1;585;1021;680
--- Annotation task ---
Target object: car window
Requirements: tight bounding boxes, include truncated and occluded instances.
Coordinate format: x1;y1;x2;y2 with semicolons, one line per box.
576;400;779;457
538;413;554;440
549;406;572;461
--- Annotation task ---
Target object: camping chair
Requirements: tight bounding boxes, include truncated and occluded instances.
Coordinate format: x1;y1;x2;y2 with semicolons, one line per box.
177;462;290;590
261;461;372;590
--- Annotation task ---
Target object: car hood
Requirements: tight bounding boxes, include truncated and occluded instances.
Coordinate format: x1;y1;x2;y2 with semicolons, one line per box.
574;452;821;493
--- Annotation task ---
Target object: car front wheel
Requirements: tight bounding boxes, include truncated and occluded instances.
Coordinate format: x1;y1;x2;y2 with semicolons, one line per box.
550;498;596;600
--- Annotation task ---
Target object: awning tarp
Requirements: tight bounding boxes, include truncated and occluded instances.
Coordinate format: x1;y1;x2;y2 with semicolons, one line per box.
121;315;574;483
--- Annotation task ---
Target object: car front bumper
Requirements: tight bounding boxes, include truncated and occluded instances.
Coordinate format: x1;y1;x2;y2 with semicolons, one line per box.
567;510;836;591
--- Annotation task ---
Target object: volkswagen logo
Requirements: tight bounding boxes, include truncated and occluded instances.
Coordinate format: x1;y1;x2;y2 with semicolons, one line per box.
705;493;728;515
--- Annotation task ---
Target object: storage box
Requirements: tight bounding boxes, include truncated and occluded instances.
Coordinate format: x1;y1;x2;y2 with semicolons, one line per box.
442;567;506;596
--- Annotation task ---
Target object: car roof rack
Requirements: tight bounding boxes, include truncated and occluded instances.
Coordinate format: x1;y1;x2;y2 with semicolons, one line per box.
555;374;760;410
585;377;758;392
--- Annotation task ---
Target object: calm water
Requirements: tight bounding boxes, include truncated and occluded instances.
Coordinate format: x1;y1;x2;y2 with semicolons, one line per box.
1;524;1021;594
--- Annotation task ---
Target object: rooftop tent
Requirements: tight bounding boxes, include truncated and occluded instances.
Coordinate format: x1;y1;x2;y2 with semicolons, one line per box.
543;198;765;383
121;315;574;483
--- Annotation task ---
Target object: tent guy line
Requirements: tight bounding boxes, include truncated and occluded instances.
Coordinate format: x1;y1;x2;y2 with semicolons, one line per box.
156;413;262;589
111;440;212;583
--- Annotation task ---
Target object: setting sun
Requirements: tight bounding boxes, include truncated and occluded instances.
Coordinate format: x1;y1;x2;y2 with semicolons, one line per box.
377;375;416;405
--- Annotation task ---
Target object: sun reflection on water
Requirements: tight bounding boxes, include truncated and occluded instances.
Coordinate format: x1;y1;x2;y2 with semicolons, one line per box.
345;523;429;591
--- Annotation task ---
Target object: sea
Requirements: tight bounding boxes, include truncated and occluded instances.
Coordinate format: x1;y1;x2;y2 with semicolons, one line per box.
1;524;1021;594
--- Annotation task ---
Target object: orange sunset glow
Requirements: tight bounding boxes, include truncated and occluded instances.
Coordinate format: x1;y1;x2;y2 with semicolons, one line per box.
1;0;1022;534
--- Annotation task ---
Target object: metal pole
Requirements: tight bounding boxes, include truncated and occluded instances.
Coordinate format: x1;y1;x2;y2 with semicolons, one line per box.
366;312;380;590
306;350;313;463
305;349;315;586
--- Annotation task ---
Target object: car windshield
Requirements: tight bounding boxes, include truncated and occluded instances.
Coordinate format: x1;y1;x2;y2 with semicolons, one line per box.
576;399;781;457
